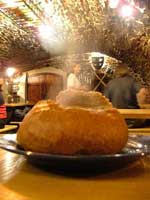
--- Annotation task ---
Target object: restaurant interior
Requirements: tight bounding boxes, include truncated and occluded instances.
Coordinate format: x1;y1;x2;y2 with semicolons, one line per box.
0;0;150;199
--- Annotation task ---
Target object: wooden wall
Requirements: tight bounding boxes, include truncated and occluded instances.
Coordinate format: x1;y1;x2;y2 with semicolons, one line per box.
27;73;63;103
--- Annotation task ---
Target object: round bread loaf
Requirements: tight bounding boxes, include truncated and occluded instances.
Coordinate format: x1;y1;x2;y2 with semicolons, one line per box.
17;90;128;155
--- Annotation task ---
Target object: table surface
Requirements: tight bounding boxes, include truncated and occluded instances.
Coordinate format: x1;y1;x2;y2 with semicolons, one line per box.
118;109;150;119
0;132;150;200
6;103;34;107
0;125;18;133
140;104;150;109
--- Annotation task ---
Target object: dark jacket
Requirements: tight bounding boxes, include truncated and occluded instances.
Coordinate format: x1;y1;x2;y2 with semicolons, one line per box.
104;75;141;109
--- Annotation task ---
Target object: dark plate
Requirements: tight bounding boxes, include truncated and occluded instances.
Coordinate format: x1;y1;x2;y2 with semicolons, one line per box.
0;134;150;174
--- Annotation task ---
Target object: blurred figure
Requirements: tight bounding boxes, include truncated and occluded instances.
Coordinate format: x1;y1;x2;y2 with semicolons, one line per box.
104;63;141;109
67;63;88;90
0;82;7;128
137;87;150;105
104;63;145;128
13;106;31;122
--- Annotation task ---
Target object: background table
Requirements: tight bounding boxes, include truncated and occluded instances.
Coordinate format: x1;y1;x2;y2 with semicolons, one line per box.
6;103;34;108
6;103;34;123
0;125;18;133
118;109;150;119
0;133;150;200
140;104;150;109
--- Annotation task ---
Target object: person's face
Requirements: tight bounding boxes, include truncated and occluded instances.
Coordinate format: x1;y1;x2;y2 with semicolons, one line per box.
73;65;81;74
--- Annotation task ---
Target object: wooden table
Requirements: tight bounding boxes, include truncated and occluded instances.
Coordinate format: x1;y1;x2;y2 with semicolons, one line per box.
118;109;150;119
0;133;150;200
140;104;150;109
0;125;18;133
6;103;34;108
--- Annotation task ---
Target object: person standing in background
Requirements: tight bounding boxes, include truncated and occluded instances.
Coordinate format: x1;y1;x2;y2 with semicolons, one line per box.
0;81;7;128
67;63;88;91
67;63;81;89
104;63;145;128
104;63;141;109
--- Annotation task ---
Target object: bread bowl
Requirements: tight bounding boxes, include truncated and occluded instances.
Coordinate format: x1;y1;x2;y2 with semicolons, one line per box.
17;90;128;155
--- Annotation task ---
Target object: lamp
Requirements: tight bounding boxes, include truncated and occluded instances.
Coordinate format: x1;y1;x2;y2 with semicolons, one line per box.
6;67;16;77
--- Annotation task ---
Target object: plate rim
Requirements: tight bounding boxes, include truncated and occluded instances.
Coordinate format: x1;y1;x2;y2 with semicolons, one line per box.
0;134;149;160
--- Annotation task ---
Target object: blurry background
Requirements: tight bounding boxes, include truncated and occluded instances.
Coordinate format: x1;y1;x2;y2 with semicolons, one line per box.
0;0;149;103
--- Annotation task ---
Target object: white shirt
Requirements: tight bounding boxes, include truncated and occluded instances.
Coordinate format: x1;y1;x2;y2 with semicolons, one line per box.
67;73;81;89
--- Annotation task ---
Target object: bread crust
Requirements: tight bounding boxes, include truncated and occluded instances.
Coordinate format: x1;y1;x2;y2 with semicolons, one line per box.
17;100;128;155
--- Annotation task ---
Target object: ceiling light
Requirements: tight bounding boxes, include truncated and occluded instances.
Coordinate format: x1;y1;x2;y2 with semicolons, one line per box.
120;5;133;17
38;24;55;38
6;67;16;77
109;0;120;9
2;0;17;8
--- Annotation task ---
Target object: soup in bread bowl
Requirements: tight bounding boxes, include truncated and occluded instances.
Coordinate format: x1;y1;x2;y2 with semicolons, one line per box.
17;90;128;155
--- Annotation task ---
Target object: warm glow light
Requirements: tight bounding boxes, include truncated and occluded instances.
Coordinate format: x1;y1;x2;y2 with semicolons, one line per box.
91;52;105;57
38;24;55;38
139;7;145;14
44;1;54;16
2;0;17;8
27;12;38;22
6;67;16;77
38;24;65;54
120;5;133;17
109;0;119;9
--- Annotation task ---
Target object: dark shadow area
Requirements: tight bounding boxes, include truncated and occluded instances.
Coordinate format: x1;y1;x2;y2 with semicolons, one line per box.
27;155;141;178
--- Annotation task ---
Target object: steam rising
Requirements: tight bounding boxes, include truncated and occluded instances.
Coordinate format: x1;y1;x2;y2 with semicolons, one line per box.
38;24;67;55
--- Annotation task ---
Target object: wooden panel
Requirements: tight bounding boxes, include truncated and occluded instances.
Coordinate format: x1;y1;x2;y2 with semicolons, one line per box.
45;74;63;100
27;73;63;103
27;84;42;103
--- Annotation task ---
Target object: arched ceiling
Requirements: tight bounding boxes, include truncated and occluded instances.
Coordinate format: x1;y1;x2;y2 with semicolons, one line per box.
0;0;149;83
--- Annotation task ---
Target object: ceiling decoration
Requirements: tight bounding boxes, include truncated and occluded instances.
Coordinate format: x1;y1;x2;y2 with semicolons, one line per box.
0;0;149;84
